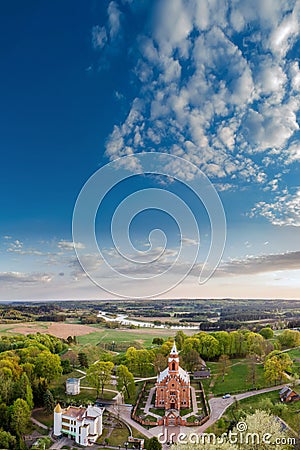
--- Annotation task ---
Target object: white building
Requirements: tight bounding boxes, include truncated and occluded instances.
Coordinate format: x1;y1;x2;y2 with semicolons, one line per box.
66;377;80;395
54;403;104;446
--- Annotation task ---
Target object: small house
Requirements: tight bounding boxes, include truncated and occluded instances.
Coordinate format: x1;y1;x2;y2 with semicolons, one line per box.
279;386;300;403
66;377;80;395
193;368;211;379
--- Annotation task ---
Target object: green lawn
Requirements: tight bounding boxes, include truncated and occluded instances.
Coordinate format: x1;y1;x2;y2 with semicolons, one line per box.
76;328;157;350
32;410;53;428
286;347;300;374
207;359;268;396
107;424;129;446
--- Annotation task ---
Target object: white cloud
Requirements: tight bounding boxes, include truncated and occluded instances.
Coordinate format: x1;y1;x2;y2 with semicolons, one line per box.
58;240;85;251
108;1;121;40
105;0;300;184
268;10;299;58
92;25;107;49
0;272;52;284
250;188;300;226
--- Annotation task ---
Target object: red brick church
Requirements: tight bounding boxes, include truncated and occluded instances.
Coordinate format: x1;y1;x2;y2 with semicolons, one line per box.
155;342;190;424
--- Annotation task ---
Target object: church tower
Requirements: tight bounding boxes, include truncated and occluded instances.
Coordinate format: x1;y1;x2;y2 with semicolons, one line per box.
54;403;62;436
155;340;190;415
168;341;179;373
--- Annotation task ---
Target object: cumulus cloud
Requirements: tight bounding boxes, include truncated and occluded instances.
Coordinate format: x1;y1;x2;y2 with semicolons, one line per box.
99;0;300;220
249;188;300;226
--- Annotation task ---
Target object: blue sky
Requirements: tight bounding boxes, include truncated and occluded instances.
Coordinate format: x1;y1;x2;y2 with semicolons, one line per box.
1;0;300;300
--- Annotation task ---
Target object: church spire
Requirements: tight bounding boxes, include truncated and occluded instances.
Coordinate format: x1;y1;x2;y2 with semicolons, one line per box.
168;341;179;371
170;341;178;356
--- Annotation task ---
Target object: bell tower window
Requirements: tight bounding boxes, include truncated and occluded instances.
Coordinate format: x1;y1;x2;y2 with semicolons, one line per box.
172;362;175;371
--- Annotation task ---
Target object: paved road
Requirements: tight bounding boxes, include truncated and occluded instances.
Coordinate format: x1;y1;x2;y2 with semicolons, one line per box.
49;437;72;449
194;384;286;433
30;416;49;430
107;404;154;438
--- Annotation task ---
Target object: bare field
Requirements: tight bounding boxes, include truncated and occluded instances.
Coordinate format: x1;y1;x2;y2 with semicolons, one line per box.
0;322;97;339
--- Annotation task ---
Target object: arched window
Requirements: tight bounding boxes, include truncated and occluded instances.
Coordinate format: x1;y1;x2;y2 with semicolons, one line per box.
172;362;175;370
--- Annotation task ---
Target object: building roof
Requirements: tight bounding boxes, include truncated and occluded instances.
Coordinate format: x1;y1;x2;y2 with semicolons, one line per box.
62;406;86;419
60;404;104;421
54;403;62;413
157;341;190;384
85;405;104;418
67;378;80;384
157;364;190;384
194;369;211;378
157;368;169;383
279;386;290;396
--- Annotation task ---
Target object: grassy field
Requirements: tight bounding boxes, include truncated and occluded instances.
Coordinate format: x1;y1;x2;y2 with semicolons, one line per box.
286;347;300;373
76;326;178;350
204;359;268;397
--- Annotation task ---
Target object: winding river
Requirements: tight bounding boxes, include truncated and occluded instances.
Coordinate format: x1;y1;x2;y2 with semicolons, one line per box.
97;311;199;330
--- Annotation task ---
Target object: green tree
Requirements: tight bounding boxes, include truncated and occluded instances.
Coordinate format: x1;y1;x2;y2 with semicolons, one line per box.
15;372;33;408
153;353;167;374
218;354;230;382
86;361;114;396
10;398;31;436
0;430;17;449
32;377;48;407
264;351;293;385
182;349;203;372
0;403;10;430
259;327;274;339
278;329;300;348
34;351;62;383
246;354;258;389
175;331;187;350
211;331;230;355
152;338;164;346
116;365;135;399
31;436;52;450
195;333;220;360
146;437;162;450
0;370;14;404
43;389;55;414
247;332;265;358
78;352;89;368
61;359;72;374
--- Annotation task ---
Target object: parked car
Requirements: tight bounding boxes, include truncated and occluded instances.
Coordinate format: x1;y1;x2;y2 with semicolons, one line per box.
223;394;231;399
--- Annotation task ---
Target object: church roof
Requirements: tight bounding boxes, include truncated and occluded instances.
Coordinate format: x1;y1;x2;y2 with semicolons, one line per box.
157;365;190;384
156;340;190;384
157;368;169;383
